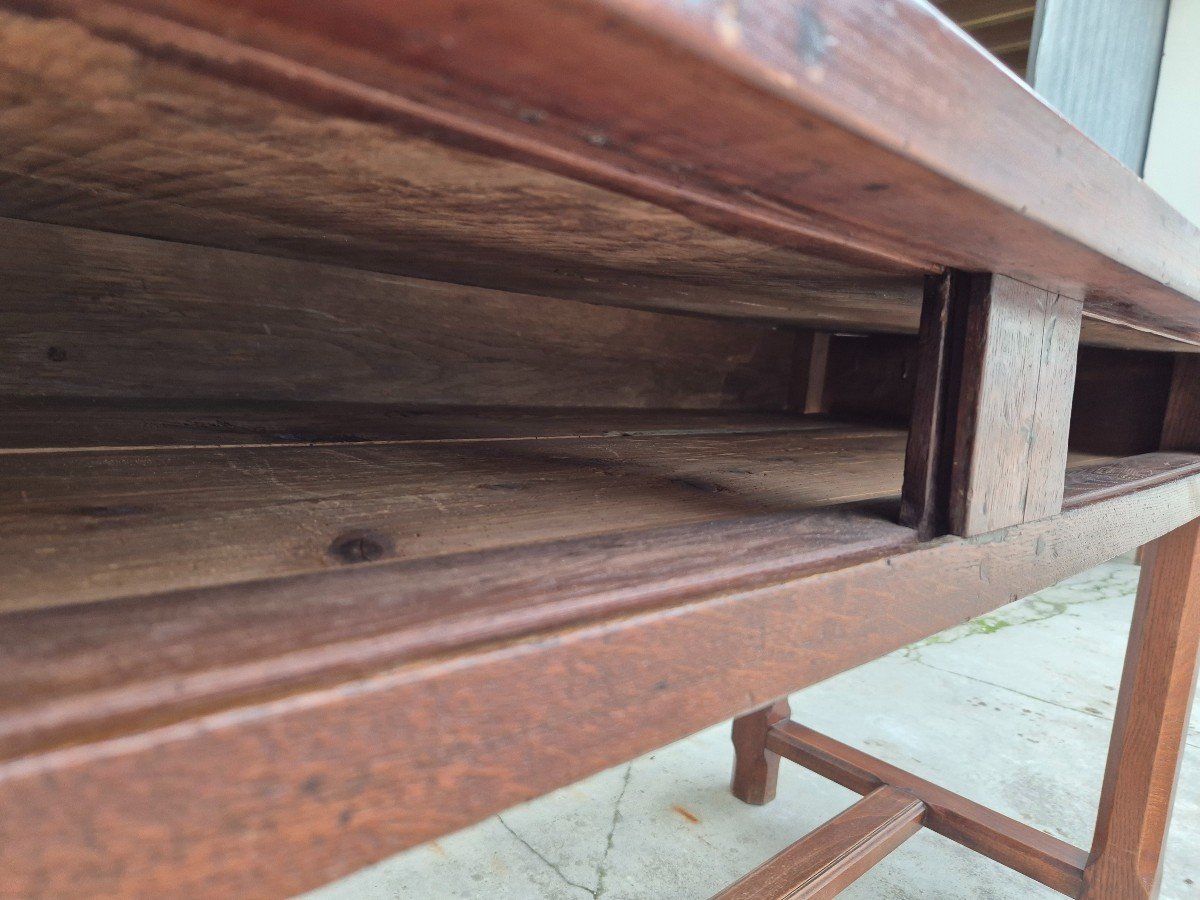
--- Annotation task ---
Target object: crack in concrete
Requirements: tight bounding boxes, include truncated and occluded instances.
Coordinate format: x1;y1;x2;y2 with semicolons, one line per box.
894;560;1200;750
594;763;633;899
496;814;597;898
910;656;1109;719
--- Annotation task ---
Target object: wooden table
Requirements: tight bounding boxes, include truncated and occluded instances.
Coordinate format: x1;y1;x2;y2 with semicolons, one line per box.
1;1;1197;897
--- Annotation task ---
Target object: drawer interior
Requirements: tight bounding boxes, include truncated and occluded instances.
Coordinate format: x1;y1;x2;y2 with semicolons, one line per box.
2;218;907;614
2;405;911;612
1;218;1162;616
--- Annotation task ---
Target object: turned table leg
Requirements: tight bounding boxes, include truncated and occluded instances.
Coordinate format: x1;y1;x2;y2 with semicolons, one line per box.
1082;518;1200;898
731;699;791;805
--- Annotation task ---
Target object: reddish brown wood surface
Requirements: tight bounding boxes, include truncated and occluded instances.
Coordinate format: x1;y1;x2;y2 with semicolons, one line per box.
0;417;910;611
902;271;1085;537
767;722;1088;896
1081;518;1200;898
0;459;1197;897
0;217;796;410
731;699;791;806
713;786;925;899
1;1;1200;346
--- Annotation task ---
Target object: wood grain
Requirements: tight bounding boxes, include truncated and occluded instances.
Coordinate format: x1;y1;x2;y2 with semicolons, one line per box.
934;0;1036;30
950;273;1082;535
0;453;1149;760
713;785;924;899
767;722;1088;896
1061;454;1200;508
0;8;924;331
0;2;1199;345
1082;518;1200;898
0;509;915;763
966;14;1034;56
1077;319;1200;354
730;699;791;806
0;458;1196;898
0;216;796;410
788;332;831;415
0;400;836;451
900;273;959;538
0;417;909;611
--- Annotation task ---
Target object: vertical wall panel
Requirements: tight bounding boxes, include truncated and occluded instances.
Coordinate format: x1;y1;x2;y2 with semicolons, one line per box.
1144;0;1200;226
1030;0;1170;171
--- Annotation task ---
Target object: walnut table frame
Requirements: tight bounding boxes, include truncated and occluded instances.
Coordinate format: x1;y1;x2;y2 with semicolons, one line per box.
727;516;1200;899
1;2;1199;898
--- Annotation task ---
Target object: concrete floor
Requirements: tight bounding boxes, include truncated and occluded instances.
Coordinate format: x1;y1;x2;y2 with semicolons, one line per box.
304;557;1200;899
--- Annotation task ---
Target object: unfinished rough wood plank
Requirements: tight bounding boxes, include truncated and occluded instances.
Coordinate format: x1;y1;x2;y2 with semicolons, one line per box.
0;9;923;331
713;786;924;899
766;722;1088;896
900;273;959;538
0;411;1107;611
0;419;910;610
0;400;839;451
0;459;1197;898
950;273;1082;535
901;270;1089;536
0;217;796;410
731;699;791;806
2;0;1198;345
1082;518;1200;898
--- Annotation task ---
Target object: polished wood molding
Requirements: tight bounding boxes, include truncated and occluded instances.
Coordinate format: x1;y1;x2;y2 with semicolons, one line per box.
713;785;925;899
766;721;1088;896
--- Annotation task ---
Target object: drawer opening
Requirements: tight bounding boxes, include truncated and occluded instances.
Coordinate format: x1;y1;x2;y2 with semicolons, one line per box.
2;221;1170;615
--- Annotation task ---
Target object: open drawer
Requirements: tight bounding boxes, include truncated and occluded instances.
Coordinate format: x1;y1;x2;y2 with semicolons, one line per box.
3;406;913;610
4;218;1173;618
4;218;1200;900
3;0;1200;896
